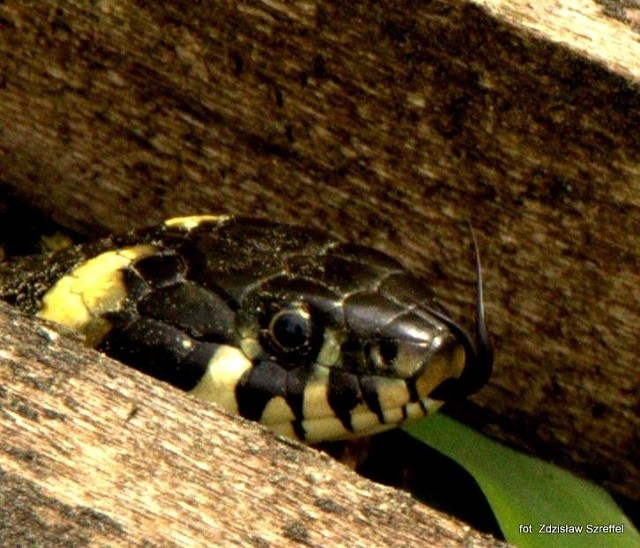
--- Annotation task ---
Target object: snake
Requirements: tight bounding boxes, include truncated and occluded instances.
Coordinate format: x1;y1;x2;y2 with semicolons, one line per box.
0;214;492;443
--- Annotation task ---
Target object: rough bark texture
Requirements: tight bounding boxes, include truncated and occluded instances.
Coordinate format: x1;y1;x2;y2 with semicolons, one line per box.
0;0;637;519
0;303;505;546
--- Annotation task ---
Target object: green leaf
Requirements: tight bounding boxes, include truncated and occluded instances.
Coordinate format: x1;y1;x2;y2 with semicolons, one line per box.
405;415;639;547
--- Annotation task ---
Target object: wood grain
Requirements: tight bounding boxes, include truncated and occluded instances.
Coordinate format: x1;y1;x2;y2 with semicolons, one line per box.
0;0;637;510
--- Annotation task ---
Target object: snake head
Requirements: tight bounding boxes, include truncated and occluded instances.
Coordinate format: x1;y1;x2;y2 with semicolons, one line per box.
201;219;494;442
33;215;492;443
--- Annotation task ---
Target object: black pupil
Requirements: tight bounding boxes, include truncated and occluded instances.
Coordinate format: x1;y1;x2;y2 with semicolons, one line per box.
271;311;310;350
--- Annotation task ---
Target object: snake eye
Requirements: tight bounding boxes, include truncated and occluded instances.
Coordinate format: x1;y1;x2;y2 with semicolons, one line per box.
269;308;312;350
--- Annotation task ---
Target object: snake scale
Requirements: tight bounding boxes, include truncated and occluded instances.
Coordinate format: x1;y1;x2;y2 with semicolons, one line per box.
1;214;492;443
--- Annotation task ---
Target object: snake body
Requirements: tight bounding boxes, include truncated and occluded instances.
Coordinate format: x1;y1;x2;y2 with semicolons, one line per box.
2;215;492;443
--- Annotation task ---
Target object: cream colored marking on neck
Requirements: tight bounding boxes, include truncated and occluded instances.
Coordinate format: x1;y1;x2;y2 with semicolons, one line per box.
38;245;158;346
189;345;252;414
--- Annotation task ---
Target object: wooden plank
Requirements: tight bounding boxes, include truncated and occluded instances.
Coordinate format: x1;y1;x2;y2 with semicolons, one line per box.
477;0;640;81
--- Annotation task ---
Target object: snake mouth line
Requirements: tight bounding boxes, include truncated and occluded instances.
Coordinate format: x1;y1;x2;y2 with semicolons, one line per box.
268;395;445;444
250;354;454;443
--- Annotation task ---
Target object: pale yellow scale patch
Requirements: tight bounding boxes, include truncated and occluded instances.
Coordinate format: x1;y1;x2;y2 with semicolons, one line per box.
38;245;158;346
316;328;343;367
164;215;231;230
376;377;412;411
301;371;333;421
189;345;252;414
381;406;406;425
414;345;466;397
262;365;334;425
350;405;385;433
303;416;354;443
260;397;295;424
302;411;392;444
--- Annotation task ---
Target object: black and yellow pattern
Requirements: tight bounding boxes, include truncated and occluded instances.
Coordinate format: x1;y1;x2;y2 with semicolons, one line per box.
1;215;492;443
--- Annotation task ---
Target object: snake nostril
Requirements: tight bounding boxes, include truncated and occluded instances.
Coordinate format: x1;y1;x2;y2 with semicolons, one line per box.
378;339;398;364
363;338;401;375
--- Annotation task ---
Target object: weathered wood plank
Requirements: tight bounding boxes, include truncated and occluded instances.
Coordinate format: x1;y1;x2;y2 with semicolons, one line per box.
477;0;640;81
